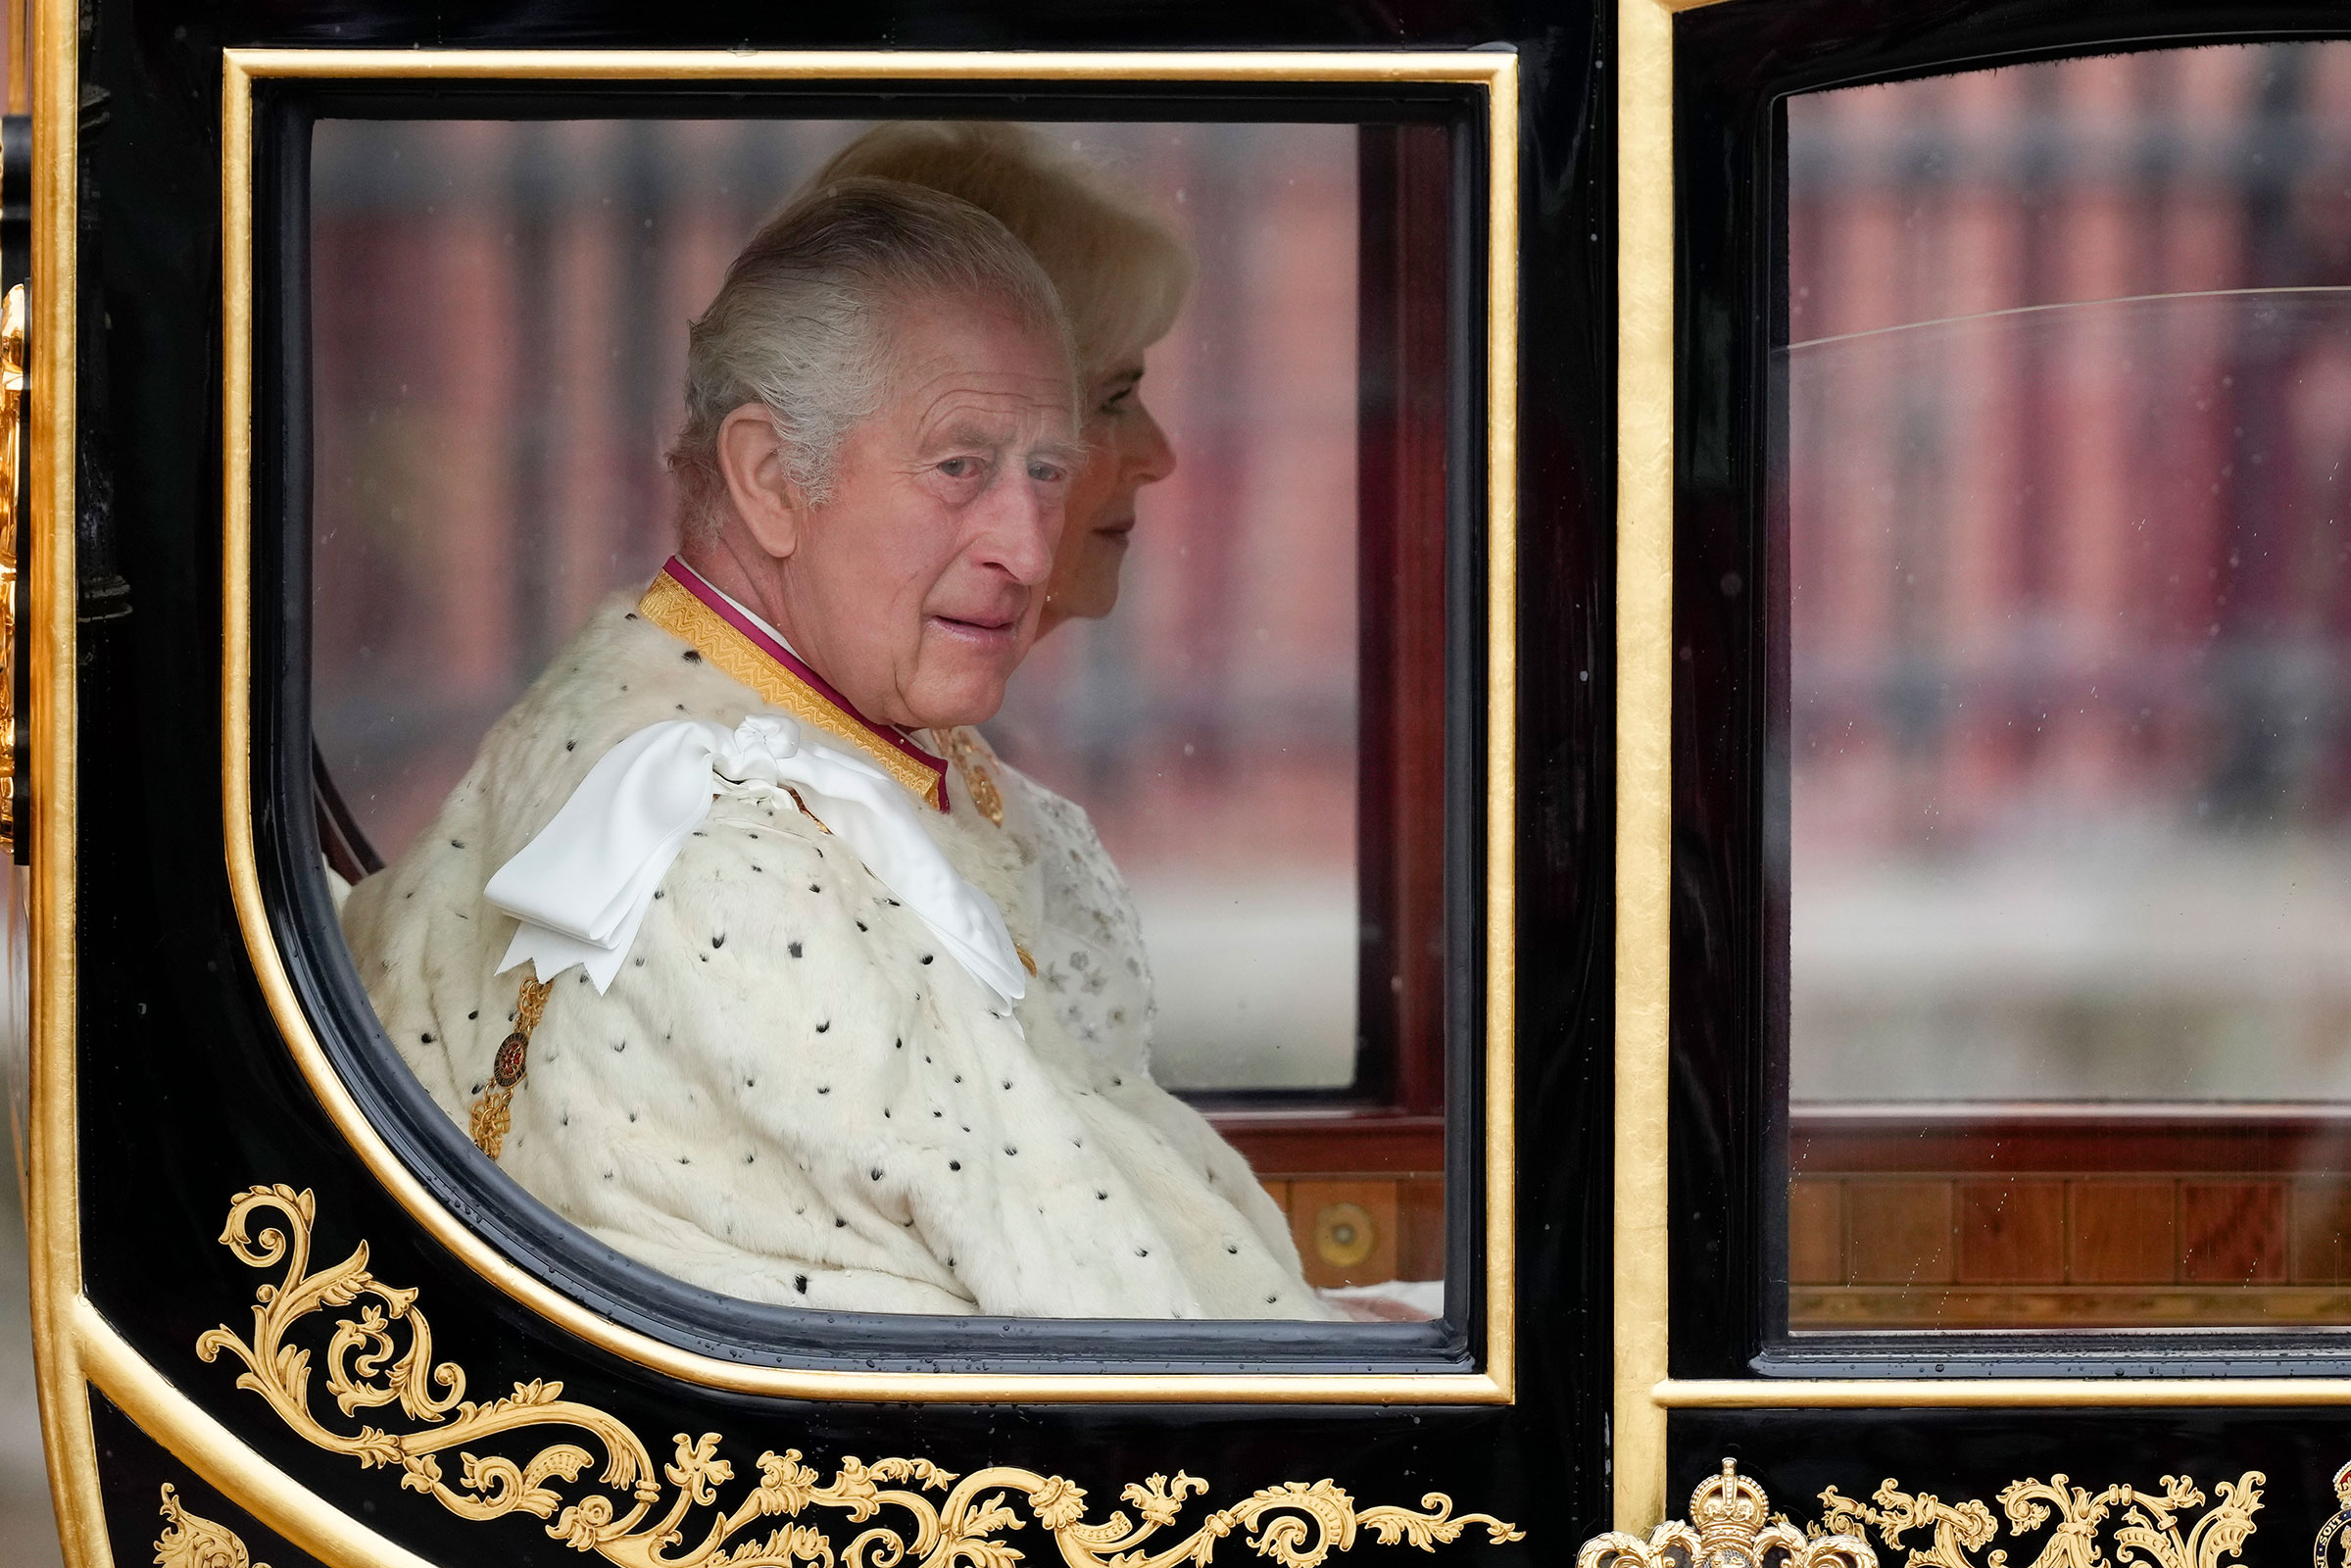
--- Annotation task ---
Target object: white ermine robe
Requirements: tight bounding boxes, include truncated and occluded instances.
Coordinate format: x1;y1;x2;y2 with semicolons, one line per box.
341;586;1327;1319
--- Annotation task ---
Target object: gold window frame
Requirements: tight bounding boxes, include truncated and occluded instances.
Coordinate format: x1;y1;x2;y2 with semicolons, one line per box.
202;47;1523;1406
1609;0;2351;1536
23;0;90;1553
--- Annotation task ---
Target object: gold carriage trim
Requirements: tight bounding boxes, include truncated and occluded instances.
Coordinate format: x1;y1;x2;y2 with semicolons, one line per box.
1816;1469;2264;1568
1579;1459;2270;1568
1578;1459;1877;1568
195;1185;1526;1568
157;1482;269;1568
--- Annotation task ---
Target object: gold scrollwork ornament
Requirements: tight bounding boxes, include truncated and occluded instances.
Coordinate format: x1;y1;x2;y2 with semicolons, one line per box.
156;1482;269;1568
196;1185;1525;1568
1578;1459;1880;1568
1817;1470;2263;1568
1818;1481;2001;1568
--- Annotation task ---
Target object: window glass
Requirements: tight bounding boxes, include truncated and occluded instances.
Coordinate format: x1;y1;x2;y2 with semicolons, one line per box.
1784;45;2351;1328
311;115;1454;1318
312;120;1361;1094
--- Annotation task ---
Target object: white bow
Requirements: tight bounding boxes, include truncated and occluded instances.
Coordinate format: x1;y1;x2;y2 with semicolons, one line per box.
484;713;1026;1001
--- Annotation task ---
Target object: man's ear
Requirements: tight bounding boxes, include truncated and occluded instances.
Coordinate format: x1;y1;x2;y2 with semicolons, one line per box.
715;405;809;560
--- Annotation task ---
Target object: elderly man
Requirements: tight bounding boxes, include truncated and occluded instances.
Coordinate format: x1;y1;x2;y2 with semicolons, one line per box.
342;177;1327;1320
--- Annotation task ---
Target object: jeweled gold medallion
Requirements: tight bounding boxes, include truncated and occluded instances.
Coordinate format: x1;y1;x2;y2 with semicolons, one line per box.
467;971;554;1159
491;1031;528;1087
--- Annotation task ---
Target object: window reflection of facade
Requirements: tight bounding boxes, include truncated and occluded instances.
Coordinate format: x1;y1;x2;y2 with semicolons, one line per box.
1785;44;2351;1329
310;121;1360;1097
1788;45;2351;1104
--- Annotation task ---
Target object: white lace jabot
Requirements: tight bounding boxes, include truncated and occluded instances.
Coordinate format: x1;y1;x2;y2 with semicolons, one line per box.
483;711;1027;1001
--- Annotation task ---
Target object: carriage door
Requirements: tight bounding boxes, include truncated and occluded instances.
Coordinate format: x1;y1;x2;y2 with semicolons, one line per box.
1608;0;2351;1560
9;0;1647;1564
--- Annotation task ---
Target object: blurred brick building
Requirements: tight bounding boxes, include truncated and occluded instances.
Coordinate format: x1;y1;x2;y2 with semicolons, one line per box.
1787;44;2351;1104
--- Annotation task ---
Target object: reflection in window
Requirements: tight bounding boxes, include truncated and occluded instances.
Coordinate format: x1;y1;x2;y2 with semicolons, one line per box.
1783;45;2351;1328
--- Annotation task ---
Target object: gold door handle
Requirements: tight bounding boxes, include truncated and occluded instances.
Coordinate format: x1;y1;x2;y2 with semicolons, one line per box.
0;281;25;852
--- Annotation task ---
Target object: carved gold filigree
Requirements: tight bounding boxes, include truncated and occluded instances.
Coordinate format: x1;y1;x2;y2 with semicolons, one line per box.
1579;1458;1879;1568
156;1482;269;1568
1814;1471;2263;1568
1819;1481;2002;1568
197;1185;1525;1568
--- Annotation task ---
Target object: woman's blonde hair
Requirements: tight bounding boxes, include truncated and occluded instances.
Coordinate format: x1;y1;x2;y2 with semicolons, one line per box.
811;122;1196;377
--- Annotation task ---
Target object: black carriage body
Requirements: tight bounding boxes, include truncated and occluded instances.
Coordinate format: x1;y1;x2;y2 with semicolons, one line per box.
34;3;1614;1565
46;1;2351;1566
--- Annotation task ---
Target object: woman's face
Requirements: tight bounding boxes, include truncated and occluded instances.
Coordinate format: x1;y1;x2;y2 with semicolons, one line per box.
1036;355;1176;636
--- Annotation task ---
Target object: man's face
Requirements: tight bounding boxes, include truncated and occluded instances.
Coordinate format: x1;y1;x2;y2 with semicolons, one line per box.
776;294;1078;730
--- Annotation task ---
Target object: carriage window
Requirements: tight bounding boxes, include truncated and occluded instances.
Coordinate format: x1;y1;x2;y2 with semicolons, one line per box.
309;116;1457;1319
1785;43;2351;1330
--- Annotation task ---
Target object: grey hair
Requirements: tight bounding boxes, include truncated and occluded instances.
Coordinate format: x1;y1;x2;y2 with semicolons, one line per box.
667;176;1074;540
811;122;1196;378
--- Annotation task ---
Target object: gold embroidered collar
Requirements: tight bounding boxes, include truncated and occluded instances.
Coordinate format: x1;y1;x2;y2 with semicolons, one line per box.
638;557;950;811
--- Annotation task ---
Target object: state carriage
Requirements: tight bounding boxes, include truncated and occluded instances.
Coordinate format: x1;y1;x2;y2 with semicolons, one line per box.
12;0;2351;1564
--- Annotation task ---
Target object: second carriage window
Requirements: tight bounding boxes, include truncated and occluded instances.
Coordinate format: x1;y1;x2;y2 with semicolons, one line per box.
1785;44;2351;1331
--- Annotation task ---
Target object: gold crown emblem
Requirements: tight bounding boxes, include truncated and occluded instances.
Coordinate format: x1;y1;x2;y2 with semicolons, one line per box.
1578;1460;1879;1568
